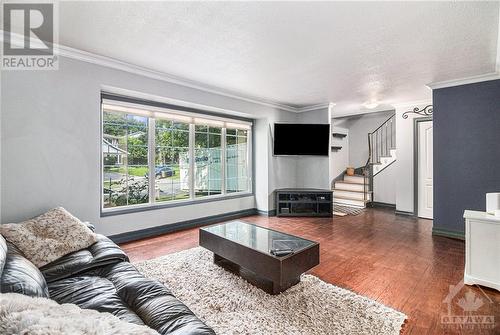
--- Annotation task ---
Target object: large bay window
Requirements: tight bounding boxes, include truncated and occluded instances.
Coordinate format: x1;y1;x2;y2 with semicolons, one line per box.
101;97;252;212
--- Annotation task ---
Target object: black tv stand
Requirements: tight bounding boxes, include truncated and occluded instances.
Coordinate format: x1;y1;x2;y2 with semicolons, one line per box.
275;188;333;217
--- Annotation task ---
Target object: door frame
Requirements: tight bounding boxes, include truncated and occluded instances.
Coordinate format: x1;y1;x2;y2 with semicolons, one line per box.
413;117;433;218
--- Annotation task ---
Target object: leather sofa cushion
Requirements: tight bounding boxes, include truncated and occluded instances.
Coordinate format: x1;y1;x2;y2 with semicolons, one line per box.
0;240;49;298
48;261;214;335
48;275;146;325
41;234;129;283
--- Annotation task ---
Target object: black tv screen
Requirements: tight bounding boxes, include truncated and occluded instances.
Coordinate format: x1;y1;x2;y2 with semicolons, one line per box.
273;123;330;156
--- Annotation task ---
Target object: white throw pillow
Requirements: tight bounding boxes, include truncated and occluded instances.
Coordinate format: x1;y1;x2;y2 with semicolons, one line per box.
0;207;98;267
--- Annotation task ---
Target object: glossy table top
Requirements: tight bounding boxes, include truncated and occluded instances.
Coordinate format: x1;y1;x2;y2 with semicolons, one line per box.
201;220;317;255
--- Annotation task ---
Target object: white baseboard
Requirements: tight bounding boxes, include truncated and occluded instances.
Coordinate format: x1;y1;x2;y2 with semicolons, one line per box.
464;274;500;292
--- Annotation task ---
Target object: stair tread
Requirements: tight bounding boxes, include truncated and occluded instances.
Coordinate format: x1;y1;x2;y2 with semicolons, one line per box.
344;175;365;179
334;195;370;202
336;180;369;185
333;188;372;194
333;202;365;209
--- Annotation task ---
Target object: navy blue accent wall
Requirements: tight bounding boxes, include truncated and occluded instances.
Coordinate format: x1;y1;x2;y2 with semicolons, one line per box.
433;79;500;235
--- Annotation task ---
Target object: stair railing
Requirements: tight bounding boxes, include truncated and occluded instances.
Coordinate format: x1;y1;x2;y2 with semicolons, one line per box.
363;114;396;205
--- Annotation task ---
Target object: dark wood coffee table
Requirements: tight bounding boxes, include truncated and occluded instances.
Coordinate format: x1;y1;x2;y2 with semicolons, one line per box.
199;220;319;295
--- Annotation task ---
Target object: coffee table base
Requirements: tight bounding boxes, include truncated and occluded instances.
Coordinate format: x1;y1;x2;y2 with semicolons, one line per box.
214;254;300;295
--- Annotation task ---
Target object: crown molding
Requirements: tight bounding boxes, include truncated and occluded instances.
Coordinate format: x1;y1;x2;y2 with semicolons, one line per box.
391;99;432;108
295;103;332;113
332;107;396;119
56;44;301;113
0;30;333;114
426;72;500;90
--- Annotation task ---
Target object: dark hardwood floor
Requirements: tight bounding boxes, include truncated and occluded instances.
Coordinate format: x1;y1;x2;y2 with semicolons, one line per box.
120;208;500;334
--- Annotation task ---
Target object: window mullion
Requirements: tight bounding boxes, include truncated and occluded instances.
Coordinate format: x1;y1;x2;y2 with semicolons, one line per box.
188;123;195;199
125;121;129;206
221;127;226;195
247;129;252;192
148;118;156;204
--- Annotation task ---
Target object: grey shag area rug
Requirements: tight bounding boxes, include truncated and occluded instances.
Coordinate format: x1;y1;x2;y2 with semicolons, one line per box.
135;247;406;335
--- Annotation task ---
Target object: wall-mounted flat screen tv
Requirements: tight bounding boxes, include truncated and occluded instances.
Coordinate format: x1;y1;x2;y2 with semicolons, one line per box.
273;123;330;156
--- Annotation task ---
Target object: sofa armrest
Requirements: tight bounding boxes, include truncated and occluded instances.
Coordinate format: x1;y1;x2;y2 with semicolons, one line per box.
0;235;7;276
0;241;50;298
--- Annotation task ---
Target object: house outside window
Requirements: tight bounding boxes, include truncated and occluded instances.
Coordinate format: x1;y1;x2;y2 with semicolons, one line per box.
101;97;252;212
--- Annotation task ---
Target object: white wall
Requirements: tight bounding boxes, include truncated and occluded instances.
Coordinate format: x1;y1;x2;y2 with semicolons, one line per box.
373;162;396;204
394;102;432;213
266;111;298;210
330;125;349;182
333;110;395;168
1;57;299;235
295;108;331;189
253;118;270;211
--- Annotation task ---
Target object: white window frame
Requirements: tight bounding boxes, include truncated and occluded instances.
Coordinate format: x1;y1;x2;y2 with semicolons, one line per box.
101;99;253;215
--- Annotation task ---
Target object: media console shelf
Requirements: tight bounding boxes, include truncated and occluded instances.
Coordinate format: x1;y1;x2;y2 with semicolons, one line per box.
276;188;333;217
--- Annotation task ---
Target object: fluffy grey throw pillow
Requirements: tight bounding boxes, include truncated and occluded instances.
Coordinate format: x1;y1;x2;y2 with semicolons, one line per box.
0;207;98;267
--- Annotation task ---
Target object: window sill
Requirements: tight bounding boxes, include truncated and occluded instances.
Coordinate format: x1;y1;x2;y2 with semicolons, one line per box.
100;192;254;217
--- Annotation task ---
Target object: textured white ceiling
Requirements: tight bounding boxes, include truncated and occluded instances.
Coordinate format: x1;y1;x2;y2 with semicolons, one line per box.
59;1;499;115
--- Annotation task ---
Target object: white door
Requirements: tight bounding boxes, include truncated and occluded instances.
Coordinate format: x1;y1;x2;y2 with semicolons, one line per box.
418;121;433;219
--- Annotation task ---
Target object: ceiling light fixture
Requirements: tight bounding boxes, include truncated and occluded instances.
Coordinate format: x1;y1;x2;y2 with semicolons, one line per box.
363;102;379;109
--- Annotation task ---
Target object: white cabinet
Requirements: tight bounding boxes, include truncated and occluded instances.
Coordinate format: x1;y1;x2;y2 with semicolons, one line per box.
463;210;500;291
